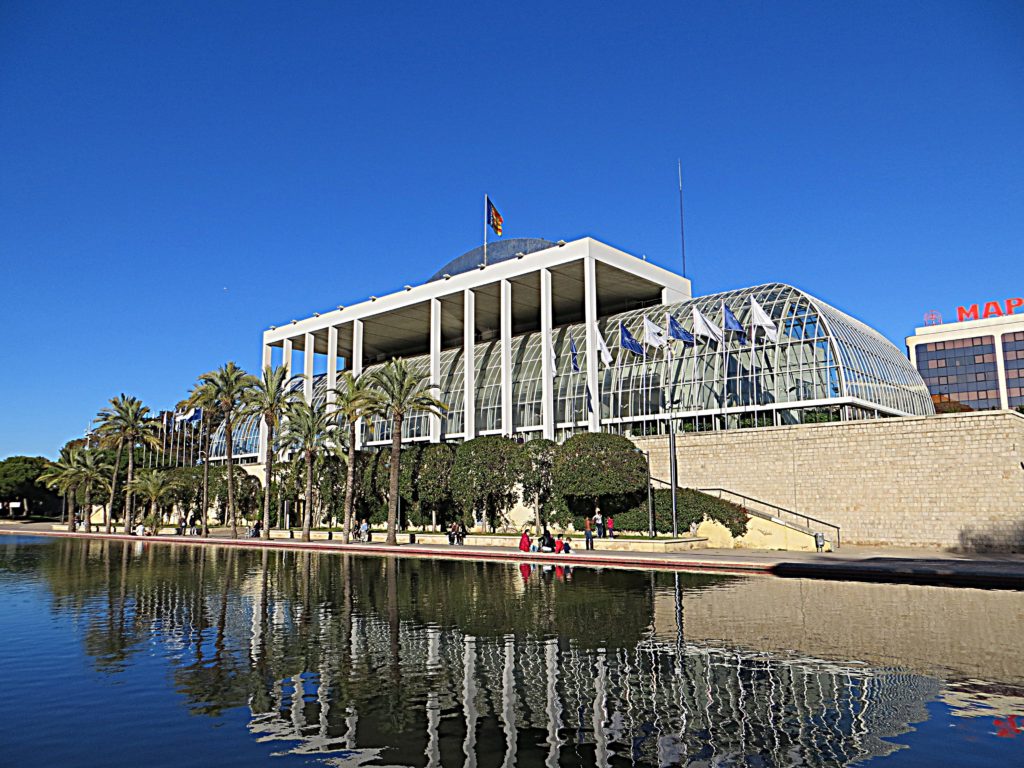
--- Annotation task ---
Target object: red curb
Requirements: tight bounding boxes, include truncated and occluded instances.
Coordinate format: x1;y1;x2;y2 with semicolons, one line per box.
0;528;772;576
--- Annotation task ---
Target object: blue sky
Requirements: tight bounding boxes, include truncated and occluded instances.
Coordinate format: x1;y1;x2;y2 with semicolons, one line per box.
1;0;1022;458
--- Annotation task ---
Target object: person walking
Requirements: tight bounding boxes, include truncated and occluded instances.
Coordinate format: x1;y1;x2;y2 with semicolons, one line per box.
594;508;605;539
584;516;594;550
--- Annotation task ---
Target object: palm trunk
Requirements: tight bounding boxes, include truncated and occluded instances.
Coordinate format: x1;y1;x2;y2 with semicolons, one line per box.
68;488;77;533
106;440;122;534
84;487;91;533
302;450;313;542
342;422;357;544
225;413;237;539
125;445;136;533
201;415;210;538
262;419;274;540
386;414;403;545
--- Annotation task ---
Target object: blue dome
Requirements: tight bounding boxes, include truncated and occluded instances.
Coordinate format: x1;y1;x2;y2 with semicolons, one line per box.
428;238;555;282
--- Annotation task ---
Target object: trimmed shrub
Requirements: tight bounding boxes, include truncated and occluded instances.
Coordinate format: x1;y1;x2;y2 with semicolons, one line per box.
552;433;646;515
606;488;749;537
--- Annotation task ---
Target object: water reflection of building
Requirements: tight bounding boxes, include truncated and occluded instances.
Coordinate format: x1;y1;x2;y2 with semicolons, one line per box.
243;610;941;767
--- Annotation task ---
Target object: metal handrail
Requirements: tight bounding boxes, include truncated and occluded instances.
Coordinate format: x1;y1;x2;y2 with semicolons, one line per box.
699;486;841;548
649;477;841;548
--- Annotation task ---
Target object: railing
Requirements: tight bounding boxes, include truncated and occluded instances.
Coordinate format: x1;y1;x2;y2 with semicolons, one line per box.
650;477;841;548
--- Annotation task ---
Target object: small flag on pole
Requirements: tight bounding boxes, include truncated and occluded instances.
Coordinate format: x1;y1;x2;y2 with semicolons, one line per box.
585;384;594;414
749;297;778;342
692;307;724;343
722;301;747;344
619;323;644;356
666;313;695;345
486;196;503;236
643;317;667;349
570;336;580;373
595;326;614;367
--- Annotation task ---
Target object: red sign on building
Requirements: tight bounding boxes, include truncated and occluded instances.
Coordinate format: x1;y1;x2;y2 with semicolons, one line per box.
957;297;1024;322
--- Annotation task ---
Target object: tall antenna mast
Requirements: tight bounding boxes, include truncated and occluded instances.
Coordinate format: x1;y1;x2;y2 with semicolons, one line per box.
677;159;687;277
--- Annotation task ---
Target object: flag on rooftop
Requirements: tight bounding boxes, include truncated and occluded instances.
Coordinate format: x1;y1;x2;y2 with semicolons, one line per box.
692;307;724;343
643;317;666;349
619;323;644;356
666;313;694;345
749;297;779;343
486;196;503;236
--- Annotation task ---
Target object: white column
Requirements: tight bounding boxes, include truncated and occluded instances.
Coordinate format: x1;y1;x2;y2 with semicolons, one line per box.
994;330;1010;409
540;268;555;440
430;298;442;442
303;332;315;403
463;289;476;439
352;319;364;448
584;256;601;433
283;338;293;377
326;326;338;413
259;344;272;463
500;279;513;436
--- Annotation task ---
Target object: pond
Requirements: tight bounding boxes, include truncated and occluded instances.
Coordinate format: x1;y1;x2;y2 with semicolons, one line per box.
0;535;1022;766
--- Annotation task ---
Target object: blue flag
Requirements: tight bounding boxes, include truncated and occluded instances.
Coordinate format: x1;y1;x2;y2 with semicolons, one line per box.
570;336;580;373
585;384;593;413
722;302;747;344
667;314;695;345
619;323;644;356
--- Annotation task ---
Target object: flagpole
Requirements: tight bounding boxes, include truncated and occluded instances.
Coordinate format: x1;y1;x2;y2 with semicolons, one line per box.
678;159;686;278
483;194;488;267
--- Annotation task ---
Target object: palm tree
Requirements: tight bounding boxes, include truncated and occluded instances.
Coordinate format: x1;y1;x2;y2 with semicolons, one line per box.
241;365;299;540
331;371;378;544
73;449;112;533
128;469;178;533
367;359;447;545
187;380;220;538
95;395;160;534
278;400;333;542
196;362;257;538
39;448;80;532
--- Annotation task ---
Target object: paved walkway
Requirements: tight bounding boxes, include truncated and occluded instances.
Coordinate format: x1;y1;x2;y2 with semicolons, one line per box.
3;521;1024;589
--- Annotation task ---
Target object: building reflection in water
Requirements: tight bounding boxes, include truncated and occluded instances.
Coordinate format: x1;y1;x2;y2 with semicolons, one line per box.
35;539;1024;767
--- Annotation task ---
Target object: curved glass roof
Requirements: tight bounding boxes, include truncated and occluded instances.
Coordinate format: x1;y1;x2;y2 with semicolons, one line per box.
211;283;933;458
427;238;554;282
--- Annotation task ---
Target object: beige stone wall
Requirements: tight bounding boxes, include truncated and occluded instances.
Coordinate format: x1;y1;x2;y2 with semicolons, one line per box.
634;411;1024;549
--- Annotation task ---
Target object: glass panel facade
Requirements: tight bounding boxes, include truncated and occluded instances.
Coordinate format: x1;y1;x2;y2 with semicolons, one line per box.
914;335;1001;411
212;283;934;458
1003;331;1024;409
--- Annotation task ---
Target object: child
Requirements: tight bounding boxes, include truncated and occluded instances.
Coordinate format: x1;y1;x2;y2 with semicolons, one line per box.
562;536;573;554
554;534;564;554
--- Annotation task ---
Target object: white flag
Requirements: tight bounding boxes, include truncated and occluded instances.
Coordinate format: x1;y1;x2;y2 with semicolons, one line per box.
643;317;666;349
692;306;724;343
595;325;614;367
550;341;557;377
749;297;778;343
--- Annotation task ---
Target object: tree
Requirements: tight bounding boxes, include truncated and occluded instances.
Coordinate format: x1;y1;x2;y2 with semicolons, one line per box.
73;448;112;532
552;432;647;515
242;365;300;540
522;438;556;531
418;443;456;531
278;400;333;542
367;359;447;545
196;363;257;538
128;469;178;533
95;394;160;534
451;436;527;532
0;456;61;517
331;371;378;544
39;449;81;529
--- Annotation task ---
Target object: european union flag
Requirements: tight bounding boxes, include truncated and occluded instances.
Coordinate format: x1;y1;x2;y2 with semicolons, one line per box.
619;323;644;356
667;314;695;345
570;336;580;373
722;302;747;344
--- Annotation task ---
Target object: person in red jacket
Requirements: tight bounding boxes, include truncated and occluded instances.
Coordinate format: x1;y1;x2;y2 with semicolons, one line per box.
518;528;532;552
554;534;564;554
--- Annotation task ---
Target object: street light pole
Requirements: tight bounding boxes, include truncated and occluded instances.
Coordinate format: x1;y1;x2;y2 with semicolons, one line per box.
668;418;679;538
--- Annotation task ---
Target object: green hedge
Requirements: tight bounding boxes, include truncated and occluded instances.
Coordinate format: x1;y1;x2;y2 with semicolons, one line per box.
596;488;749;537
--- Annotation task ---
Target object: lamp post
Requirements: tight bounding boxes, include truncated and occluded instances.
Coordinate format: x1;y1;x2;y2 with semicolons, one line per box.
668;418;679;538
637;448;654;538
